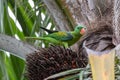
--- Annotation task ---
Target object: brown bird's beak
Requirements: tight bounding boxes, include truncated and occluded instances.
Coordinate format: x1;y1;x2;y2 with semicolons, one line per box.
80;28;86;35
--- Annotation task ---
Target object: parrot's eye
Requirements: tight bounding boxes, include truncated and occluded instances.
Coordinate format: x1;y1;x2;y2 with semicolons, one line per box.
77;27;80;29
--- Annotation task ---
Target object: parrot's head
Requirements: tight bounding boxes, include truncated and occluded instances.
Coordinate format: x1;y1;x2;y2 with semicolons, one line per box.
74;25;86;35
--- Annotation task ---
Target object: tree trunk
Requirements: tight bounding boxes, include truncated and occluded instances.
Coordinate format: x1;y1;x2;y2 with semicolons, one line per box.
113;0;120;56
113;0;120;45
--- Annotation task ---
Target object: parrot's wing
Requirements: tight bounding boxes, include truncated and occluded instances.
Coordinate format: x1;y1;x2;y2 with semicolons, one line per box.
44;31;73;41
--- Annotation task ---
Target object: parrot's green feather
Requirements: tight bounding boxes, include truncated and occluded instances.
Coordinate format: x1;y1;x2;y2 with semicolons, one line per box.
44;32;73;41
26;25;85;48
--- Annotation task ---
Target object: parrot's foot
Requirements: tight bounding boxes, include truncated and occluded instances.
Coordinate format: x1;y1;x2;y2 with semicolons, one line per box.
63;42;69;48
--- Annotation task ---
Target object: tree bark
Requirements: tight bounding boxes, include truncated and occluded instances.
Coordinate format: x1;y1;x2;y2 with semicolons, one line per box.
113;0;120;45
0;34;38;60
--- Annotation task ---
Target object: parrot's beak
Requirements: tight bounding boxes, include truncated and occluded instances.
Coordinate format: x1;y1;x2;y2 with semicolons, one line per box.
80;28;86;35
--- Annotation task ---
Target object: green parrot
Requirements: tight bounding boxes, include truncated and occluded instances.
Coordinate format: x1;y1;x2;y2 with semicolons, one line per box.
26;25;86;48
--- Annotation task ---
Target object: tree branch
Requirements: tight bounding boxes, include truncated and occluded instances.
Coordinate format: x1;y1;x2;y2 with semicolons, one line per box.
0;34;38;60
43;0;71;31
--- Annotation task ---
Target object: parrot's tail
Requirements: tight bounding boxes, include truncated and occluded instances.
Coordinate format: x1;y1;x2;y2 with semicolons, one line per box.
25;37;46;40
25;37;63;46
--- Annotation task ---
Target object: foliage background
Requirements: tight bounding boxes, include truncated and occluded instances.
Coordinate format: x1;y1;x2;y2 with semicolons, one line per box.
0;0;56;80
